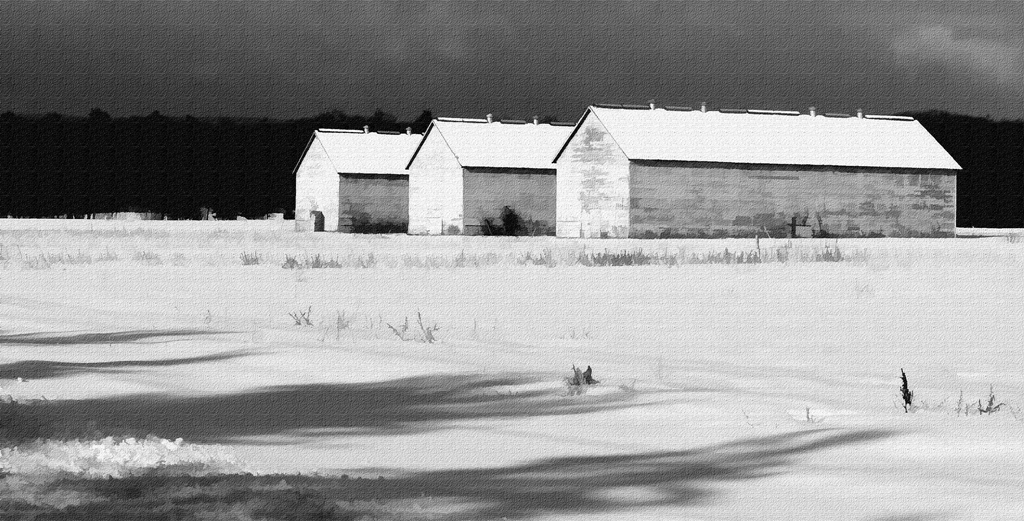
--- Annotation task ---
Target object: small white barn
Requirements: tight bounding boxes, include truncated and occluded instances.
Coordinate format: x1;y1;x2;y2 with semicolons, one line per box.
294;128;421;232
554;104;961;238
406;116;574;235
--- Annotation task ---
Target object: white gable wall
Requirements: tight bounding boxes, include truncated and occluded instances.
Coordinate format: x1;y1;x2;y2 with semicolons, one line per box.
555;114;630;238
408;130;464;235
294;137;339;232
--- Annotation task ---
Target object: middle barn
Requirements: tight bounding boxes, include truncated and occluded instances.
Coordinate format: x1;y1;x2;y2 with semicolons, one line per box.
406;117;574;235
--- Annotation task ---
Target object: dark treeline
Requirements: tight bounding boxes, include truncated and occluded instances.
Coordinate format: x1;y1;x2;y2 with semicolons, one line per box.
0;108;1021;227
902;111;1023;228
0;108;432;220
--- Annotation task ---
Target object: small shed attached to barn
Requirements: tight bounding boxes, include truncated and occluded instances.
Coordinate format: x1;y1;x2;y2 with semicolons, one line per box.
554;104;961;238
294;128;421;232
406;116;574;235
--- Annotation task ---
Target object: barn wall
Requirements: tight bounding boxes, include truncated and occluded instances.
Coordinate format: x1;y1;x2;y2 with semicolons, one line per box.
408;131;463;235
338;174;409;233
555;115;630;238
628;161;957;238
462;168;556;235
294;137;339;232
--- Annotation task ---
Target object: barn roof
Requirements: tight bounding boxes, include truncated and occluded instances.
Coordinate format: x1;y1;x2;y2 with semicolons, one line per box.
310;129;422;175
554;106;961;170
407;119;574;170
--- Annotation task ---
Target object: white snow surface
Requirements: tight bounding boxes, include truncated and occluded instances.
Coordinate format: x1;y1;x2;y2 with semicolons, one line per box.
1;220;1022;520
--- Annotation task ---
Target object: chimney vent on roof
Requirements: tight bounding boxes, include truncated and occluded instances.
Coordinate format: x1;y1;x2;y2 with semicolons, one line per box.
486;113;493;123
700;102;707;113
406;127;412;135
533;115;539;125
809;107;816;117
856;108;864;119
363;125;369;133
648;100;656;110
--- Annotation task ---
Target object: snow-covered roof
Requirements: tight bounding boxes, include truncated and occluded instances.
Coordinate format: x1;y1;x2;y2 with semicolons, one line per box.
407;119;574;170
312;129;422;175
555;106;961;170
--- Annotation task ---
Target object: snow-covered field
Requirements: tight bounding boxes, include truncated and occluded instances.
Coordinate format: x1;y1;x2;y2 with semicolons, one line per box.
2;220;1023;520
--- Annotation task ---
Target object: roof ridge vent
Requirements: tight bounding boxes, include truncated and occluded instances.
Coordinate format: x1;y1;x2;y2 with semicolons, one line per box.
500;119;526;124
376;130;401;135
436;117;488;123
746;109;801;116
620;104;650;110
864;114;915;121
549;121;576;126
664;106;693;111
824;112;852;118
594;103;624;109
718;108;746;114
317;128;365;133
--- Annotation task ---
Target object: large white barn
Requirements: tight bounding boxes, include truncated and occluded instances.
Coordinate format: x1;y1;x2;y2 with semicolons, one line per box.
554;104;961;238
294;128;421;232
406;116;574;235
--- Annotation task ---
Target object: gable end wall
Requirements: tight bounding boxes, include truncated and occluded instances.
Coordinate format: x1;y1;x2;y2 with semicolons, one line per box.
294;138;339;232
555;115;630;238
408;131;464;235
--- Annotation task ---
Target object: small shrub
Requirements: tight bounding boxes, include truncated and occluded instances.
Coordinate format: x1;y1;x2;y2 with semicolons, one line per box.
565;365;599;396
813;243;844;262
288;306;313;326
579;249;659;267
240;252;261;265
416;312;440;343
131;250;162;264
386;316;410;341
955;389;966;416
977;385;1006;414
336;311;351;331
386;313;440;343
900;368;914;413
517;249;555;267
282;255;301;269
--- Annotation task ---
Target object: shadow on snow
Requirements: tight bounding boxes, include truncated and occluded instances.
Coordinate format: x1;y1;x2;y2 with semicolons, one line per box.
25;373;652;442
1;428;895;520
0;329;232;346
0;350;252;380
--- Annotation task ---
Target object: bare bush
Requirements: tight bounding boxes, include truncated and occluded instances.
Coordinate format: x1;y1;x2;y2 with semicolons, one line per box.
900;368;915;413
240;252;261;265
977;385;1006;415
288;306;313;326
565;365;599;396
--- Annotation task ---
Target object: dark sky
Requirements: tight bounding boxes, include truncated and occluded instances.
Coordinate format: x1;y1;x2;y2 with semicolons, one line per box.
2;1;1021;120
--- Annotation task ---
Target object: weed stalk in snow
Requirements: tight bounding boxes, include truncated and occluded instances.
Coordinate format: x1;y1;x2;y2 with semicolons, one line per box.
900;368;915;413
